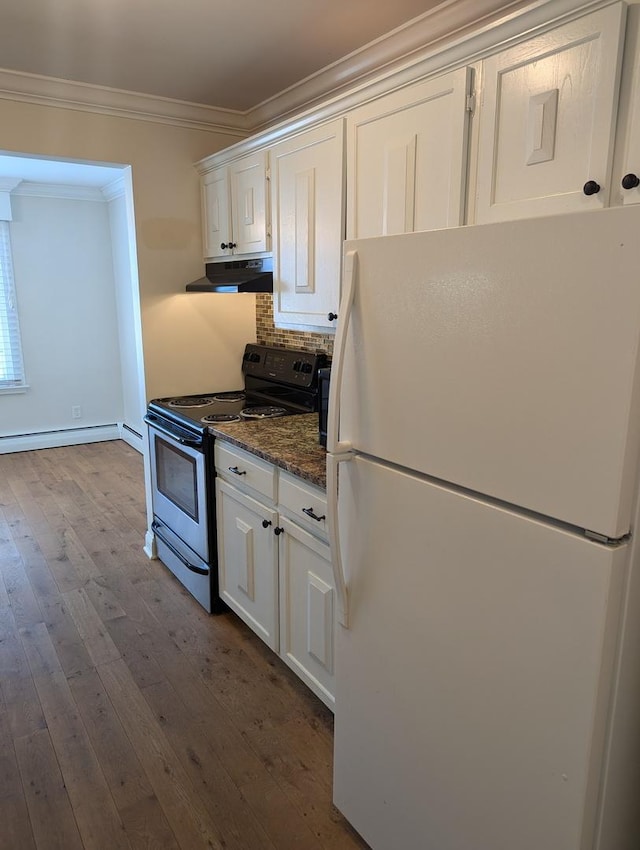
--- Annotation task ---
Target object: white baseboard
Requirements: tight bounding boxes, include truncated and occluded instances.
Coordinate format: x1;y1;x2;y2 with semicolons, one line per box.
144;528;158;559
119;423;144;454
0;424;121;454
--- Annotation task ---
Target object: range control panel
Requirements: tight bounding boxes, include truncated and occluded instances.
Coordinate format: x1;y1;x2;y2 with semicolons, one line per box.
242;344;327;388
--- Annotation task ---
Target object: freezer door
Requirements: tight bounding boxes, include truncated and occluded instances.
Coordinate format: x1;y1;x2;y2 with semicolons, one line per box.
338;205;640;538
333;455;628;850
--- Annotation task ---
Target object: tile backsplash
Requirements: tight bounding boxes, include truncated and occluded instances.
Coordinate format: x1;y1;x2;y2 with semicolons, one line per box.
256;294;334;358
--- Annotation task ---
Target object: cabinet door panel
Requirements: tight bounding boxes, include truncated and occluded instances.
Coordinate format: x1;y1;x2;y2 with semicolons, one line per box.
272;119;344;329
202;168;231;259
216;479;279;650
279;517;335;708
475;4;626;222
230;151;269;254
347;68;471;239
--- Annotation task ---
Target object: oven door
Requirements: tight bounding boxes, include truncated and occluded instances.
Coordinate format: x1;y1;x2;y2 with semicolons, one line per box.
146;418;209;562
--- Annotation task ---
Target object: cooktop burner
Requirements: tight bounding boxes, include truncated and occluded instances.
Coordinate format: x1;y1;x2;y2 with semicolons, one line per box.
167;396;215;408
201;413;242;424
240;405;288;419
211;391;246;402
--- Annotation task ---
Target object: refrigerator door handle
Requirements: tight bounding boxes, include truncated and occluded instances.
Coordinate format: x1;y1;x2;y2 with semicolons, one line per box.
327;249;358;455
327;451;351;628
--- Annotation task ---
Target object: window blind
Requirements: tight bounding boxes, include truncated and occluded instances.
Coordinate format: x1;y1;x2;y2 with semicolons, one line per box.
0;221;25;389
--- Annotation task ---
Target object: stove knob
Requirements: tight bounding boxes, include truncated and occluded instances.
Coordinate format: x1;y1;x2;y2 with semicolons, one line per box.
293;360;303;371
249;352;260;363
301;362;313;373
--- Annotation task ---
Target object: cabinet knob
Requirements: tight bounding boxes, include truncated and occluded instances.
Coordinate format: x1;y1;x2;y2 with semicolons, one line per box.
220;242;230;250
274;526;284;536
229;242;237;249
621;173;640;190
583;180;601;196
261;519;272;528
328;312;338;321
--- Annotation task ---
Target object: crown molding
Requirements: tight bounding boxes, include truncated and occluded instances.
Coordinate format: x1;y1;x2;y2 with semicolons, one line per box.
0;177;22;192
101;175;127;202
0;66;249;135
247;0;529;129
12;182;107;201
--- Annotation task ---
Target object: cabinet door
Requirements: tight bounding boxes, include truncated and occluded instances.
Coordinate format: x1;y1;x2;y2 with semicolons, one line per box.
271;119;344;330
347;68;471;239
279;517;335;708
615;14;640;208
229;151;269;254
202;167;231;259
474;4;626;223
216;479;279;650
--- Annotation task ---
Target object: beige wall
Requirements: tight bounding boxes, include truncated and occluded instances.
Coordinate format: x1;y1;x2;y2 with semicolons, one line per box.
0;98;257;401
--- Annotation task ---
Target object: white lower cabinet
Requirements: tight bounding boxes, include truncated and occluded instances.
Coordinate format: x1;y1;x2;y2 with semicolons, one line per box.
215;442;335;708
216;478;279;650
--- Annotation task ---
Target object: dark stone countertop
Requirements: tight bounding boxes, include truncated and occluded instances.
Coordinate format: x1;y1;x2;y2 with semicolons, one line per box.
208;413;327;489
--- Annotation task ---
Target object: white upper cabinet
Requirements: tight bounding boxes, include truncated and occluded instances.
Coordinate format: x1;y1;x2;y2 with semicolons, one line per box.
202;150;269;259
271;119;345;331
346;68;472;239
615;10;640;208
474;4;626;223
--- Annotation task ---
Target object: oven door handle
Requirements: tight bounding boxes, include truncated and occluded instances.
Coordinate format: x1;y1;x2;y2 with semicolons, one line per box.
152;521;209;576
144;414;203;448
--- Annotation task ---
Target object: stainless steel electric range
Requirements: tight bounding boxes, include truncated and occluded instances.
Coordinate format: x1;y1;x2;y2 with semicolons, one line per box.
144;343;328;612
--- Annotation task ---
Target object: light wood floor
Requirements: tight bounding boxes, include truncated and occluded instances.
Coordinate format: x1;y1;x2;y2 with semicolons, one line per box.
0;440;368;850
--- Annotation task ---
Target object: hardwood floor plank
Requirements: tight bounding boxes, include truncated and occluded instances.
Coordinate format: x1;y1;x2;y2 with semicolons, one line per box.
98;657;228;850
118;793;181;850
0;606;32;679
0;691;24;800
14;727;84;850
68;669;159;811
63;586;122;666
45;708;132;850
0;793;37;849
0;542;43;629
1;674;47;740
141;677;279;850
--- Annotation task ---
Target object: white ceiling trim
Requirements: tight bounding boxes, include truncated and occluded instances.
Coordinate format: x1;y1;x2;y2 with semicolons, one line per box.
0;177;22;192
12;182;107;201
101;176;127;202
0;67;249;135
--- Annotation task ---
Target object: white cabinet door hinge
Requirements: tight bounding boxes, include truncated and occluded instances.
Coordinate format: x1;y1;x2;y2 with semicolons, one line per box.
466;92;476;114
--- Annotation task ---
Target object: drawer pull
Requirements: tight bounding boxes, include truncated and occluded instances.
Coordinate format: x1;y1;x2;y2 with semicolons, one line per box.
228;466;246;476
302;507;326;522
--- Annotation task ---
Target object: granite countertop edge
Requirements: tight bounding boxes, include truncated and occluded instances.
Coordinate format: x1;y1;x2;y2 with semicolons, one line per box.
208;413;327;490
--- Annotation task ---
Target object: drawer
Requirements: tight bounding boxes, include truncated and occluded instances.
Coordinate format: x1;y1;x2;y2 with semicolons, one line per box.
215;441;276;502
279;470;328;539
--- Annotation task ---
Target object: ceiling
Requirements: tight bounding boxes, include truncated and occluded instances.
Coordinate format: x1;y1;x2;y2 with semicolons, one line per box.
1;0;504;114
0;154;124;188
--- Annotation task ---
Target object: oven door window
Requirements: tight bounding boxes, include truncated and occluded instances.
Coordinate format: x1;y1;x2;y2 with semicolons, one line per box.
156;438;199;521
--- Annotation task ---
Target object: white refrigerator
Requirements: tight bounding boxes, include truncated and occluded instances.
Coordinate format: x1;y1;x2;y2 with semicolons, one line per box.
326;205;640;850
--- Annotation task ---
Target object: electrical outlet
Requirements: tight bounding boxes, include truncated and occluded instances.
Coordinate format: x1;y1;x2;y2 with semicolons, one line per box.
72;405;82;419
